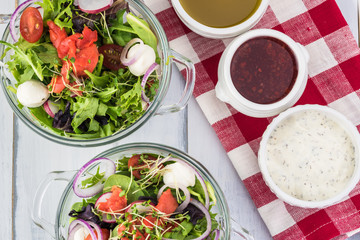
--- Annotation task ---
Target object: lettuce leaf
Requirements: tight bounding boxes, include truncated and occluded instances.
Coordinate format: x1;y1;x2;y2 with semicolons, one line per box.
72;97;99;130
0;41;44;81
37;0;73;30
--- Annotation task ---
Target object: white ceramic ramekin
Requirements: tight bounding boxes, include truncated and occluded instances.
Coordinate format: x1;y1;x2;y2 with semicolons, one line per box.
215;29;310;118
258;105;360;208
171;0;269;39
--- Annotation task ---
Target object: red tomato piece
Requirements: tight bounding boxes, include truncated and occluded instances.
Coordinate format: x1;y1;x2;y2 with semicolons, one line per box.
98;44;125;71
49;75;66;94
128;155;142;179
57;33;82;59
134;230;145;240
74;44;99;76
76;26;98;49
117;223;127;238
48;61;71;93
47;22;99;93
20;7;43;43
156;189;178;215
143;215;157;229
97;186;127;213
47;20;67;49
128;155;158;179
85;228;110;240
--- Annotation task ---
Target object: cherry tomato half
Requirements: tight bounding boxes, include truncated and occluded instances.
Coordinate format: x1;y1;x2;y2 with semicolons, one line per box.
20;7;43;43
99;44;125;71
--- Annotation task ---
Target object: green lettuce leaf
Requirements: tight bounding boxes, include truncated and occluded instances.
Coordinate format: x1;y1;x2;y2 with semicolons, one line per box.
0;41;44;81
72;97;99;130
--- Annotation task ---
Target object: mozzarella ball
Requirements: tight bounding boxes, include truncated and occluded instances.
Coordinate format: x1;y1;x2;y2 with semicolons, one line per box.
128;44;156;76
163;162;196;188
17;80;49;108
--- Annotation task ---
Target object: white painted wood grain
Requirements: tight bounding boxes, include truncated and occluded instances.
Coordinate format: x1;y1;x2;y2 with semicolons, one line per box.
0;3;15;239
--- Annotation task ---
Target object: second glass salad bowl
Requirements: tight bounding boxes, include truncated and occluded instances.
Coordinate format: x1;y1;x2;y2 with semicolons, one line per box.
32;143;254;239
0;0;195;147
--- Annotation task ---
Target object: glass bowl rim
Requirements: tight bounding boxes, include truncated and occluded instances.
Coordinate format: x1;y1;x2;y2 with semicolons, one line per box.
0;0;172;147
54;142;231;239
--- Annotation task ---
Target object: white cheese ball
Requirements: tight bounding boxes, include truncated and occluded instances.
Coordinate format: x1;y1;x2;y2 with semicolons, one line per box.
163;162;196;188
128;44;156;76
17;80;49;108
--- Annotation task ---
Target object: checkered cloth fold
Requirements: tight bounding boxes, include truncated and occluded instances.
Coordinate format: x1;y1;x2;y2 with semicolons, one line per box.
145;0;360;239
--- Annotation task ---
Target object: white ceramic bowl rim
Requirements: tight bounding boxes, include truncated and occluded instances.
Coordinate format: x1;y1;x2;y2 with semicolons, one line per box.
221;29;308;111
171;0;269;35
258;104;360;208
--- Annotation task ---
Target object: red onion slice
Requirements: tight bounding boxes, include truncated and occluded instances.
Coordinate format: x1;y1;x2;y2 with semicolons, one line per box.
141;100;149;111
43;100;59;118
157;183;190;212
88;221;103;240
213;229;220;240
141;63;159;103
73;158;116;198
206;229;220;240
187;199;212;240
74;0;79;6
9;0;38;42
153;157;210;209
94;192;112;209
68;219;97;240
78;0;113;14
120;38;144;66
94;192;117;223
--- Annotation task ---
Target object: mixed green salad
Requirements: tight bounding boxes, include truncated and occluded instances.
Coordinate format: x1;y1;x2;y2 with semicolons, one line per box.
0;0;160;139
68;154;219;240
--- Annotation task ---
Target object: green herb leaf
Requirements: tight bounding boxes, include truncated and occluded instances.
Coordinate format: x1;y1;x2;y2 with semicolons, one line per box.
126;13;157;52
81;167;105;188
72;97;99;130
0;41;44;81
103;174;144;202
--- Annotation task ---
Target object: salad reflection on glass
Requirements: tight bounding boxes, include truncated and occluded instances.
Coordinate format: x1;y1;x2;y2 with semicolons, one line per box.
68;154;219;240
0;0;161;139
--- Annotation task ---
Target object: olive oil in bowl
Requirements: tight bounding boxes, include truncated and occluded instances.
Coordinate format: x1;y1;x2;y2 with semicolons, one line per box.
179;0;262;28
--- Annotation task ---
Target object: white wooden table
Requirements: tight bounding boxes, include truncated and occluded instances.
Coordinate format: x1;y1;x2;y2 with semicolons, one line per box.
0;0;359;239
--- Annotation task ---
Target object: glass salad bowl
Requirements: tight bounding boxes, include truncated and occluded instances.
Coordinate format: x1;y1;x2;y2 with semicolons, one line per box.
0;0;195;147
32;143;254;240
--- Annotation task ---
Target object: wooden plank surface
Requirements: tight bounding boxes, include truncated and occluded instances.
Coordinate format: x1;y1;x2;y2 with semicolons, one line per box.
0;0;359;239
0;2;15;238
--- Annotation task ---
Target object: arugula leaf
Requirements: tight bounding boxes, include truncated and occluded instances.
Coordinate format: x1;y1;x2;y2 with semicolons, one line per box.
29;107;63;134
188;179;206;205
72;97;99;130
88;118;100;132
96;87;118;102
85;70;111;88
32;43;61;65
119;79;142;111
97;102;108;116
0;41;44;81
38;0;74;30
126;13;157;52
109;10;137;46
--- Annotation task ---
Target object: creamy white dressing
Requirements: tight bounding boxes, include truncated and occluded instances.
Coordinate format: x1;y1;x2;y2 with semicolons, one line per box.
266;110;355;201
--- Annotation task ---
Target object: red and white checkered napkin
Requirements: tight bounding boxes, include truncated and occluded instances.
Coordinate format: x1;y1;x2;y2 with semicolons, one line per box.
145;0;360;239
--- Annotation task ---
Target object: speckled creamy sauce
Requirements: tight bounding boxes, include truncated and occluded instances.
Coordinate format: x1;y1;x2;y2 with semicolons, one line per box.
266;110;355;201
